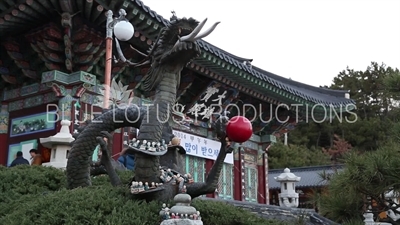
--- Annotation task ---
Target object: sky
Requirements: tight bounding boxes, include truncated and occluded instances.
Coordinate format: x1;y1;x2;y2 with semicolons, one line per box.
141;0;400;87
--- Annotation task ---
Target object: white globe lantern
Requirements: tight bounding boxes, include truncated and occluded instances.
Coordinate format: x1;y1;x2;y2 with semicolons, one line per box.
113;20;134;41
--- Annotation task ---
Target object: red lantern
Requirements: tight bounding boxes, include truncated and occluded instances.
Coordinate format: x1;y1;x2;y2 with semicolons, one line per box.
226;116;253;143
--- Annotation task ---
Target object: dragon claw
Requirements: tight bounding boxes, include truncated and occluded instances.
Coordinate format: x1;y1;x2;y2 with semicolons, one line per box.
100;131;113;140
225;141;238;154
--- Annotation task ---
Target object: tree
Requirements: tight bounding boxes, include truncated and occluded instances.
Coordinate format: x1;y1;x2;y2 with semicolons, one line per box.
322;134;352;167
288;62;400;152
319;141;400;224
331;62;396;119
268;142;330;169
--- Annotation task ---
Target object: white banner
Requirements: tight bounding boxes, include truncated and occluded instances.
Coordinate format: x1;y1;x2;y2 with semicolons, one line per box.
172;130;234;164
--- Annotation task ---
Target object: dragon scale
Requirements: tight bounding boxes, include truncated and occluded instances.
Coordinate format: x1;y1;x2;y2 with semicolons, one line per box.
66;14;229;202
66;107;145;189
134;70;179;183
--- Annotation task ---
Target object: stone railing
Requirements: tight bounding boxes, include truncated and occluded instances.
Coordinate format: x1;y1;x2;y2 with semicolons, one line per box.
198;198;340;225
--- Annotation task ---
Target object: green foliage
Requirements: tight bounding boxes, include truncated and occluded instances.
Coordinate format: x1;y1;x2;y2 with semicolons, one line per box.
268;142;330;169
192;200;287;225
0;165;66;207
287;62;400;152
0;166;288;225
318;141;400;223
318;167;364;223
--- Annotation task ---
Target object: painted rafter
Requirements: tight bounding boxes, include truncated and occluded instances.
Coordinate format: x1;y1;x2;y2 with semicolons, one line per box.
2;38;44;80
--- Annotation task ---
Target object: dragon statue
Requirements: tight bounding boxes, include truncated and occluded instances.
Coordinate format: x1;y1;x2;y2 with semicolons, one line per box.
66;13;233;202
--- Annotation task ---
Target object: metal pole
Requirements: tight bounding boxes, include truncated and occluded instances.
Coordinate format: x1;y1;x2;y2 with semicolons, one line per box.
104;10;113;109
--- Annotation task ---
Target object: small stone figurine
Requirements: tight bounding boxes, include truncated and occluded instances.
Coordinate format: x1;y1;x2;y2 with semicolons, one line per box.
187;173;194;183
138;181;145;192
139;140;147;150
181;185;187;193
171;175;177;185
164;212;170;220
159;203;167;219
149;142;156;152
130;181;138;194
164;204;170;214
146;141;151;150
167;169;174;177
160;139;166;151
156;142;161;151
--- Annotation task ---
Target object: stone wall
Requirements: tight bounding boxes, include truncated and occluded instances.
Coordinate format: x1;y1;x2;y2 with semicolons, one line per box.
198;198;340;225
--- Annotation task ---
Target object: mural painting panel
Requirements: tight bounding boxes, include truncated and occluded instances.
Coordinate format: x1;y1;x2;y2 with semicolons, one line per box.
10;112;57;137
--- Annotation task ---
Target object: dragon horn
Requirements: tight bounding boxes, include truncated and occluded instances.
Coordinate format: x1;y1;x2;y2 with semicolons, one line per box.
179;18;208;42
193;22;220;41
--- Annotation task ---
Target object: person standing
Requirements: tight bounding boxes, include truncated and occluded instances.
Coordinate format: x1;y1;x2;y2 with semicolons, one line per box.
29;149;42;165
117;148;135;170
9;151;30;167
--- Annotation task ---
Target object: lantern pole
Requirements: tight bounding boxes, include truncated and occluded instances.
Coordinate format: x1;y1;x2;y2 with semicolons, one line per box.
104;10;113;109
103;9;134;109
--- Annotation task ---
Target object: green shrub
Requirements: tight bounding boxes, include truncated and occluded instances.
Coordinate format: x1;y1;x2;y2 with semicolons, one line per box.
0;166;288;225
192;200;287;225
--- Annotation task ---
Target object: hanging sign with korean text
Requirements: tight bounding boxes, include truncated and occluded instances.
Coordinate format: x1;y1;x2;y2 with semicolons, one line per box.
186;81;238;122
172;129;234;164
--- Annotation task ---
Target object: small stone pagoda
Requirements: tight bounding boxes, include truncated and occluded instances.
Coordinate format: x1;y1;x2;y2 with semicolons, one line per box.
159;188;203;225
40;120;75;169
274;168;301;208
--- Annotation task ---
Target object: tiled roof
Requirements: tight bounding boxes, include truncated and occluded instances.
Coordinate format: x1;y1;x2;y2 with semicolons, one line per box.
0;0;355;107
132;0;355;107
268;165;344;190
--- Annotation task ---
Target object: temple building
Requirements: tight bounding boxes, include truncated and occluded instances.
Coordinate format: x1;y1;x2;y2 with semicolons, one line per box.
0;0;354;204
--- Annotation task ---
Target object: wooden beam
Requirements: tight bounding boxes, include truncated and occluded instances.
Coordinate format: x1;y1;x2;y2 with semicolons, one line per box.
85;0;93;19
90;4;104;22
26;0;52;19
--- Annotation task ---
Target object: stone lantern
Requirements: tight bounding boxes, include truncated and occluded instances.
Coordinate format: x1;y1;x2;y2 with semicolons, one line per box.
40;120;75;169
274;168;301;208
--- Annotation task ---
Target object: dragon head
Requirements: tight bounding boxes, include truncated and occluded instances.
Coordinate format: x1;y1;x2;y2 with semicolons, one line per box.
150;13;220;65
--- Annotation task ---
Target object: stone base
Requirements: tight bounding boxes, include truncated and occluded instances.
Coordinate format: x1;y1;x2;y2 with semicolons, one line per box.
42;162;66;169
160;219;203;225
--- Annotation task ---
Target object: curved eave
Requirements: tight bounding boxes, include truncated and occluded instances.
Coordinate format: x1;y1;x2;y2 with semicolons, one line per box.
0;0;356;109
129;0;355;108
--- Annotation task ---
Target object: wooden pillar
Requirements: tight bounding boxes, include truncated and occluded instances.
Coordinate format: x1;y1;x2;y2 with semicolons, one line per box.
205;128;216;198
264;149;270;205
70;100;77;134
257;150;266;204
234;147;246;201
0;104;9;165
240;148;246;201
205;159;215;198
